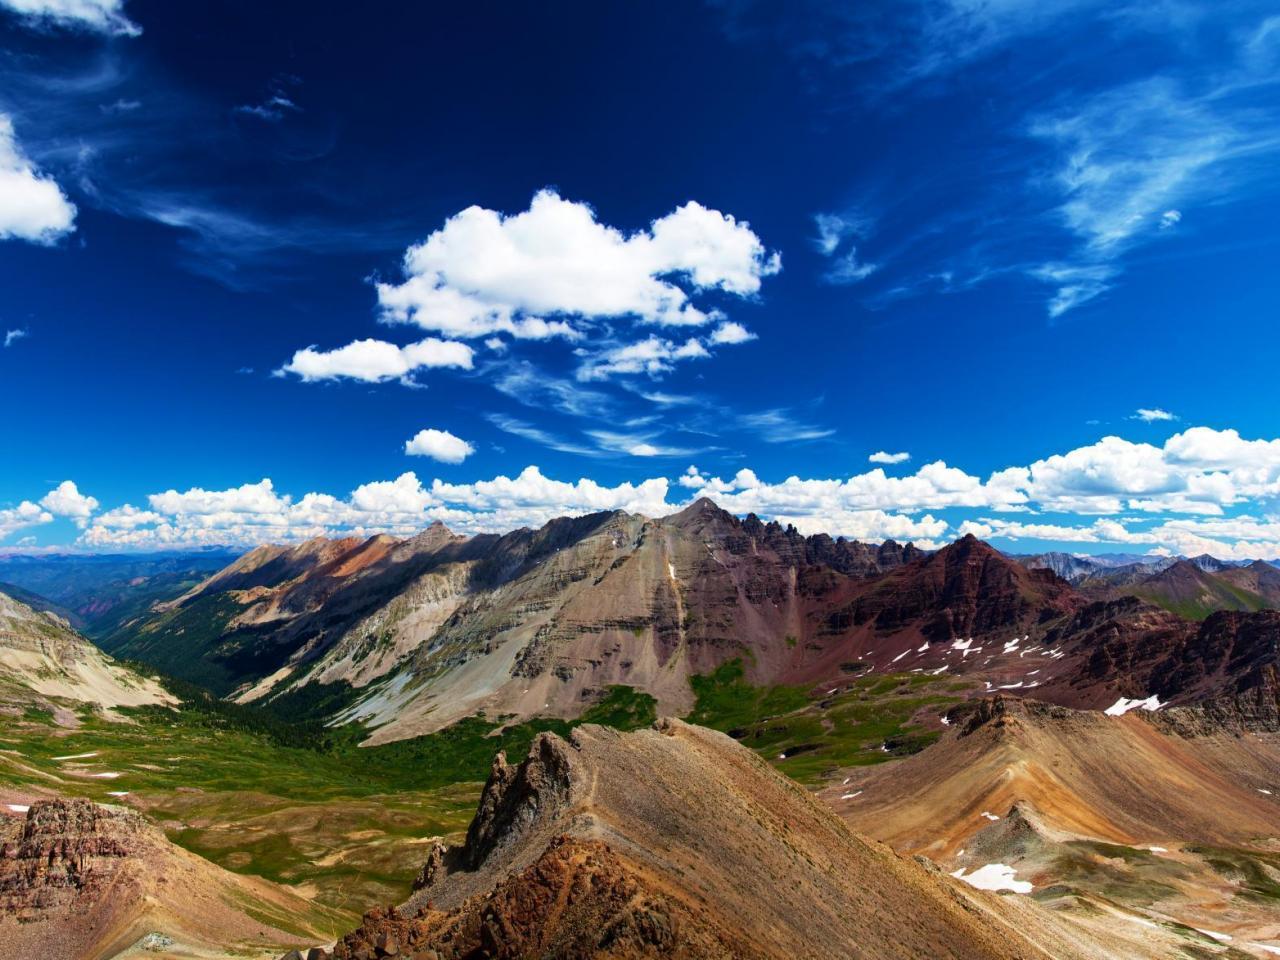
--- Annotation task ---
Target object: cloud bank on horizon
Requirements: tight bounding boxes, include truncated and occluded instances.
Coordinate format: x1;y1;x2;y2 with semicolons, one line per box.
6;425;1280;561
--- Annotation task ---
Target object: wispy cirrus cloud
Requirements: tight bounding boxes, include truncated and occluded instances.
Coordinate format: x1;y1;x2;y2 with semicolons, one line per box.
1026;73;1280;316
0;0;140;36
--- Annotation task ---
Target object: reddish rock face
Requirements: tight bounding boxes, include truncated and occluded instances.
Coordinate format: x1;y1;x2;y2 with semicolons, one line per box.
0;798;152;919
833;534;1083;642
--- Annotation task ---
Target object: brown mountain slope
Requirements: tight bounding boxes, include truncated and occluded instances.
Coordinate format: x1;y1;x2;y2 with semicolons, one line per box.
326;720;1180;960
104;500;1280;743
827;695;1280;853
346;514;1081;743
824;696;1280;952
1128;558;1269;619
1218;559;1280;605
0;798;346;960
0;588;172;710
833;533;1082;642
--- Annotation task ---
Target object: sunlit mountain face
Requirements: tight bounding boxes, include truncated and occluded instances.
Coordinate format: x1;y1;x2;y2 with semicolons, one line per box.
1;4;1279;959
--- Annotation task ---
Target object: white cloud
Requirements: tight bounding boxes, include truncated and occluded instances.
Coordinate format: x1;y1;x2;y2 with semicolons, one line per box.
485;413;602;458
0;0;139;35
0;501;51;540
39;480;99;528
4;329;27;348
48;424;1280;560
708;321;756;345
813;210;878;285
576;335;710;381
404;428;475;464
585;430;695;458
1029;262;1118;319
234;95;300;123
278;337;473;384
375;189;779;338
813;211;872;255
0;115;76;245
735;409;835;444
1132;407;1177;422
1028;73;1279;317
869;450;911;465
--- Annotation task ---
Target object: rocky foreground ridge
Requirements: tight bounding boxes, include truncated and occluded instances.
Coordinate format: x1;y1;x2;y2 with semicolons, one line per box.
312;719;1188;960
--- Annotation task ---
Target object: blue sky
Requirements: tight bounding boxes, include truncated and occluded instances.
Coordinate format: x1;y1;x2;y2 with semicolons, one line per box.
2;0;1279;558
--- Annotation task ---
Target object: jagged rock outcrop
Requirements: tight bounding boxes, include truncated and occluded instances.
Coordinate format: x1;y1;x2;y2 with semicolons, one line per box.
0;798;143;917
838;535;1081;642
0;798;343;960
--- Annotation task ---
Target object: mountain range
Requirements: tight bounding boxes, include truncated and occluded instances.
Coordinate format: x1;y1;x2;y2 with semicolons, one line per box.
0;499;1278;958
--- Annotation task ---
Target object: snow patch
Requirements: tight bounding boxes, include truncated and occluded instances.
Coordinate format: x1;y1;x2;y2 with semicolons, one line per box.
950;863;1032;894
1193;928;1231;942
840;791;863;800
52;751;99;761
891;650;908;663
6;804;29;813
980;811;1000;821
88;772;123;779
1104;695;1163;716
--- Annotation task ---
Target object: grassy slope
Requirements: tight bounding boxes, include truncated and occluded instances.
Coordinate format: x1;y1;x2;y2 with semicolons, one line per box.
1131;578;1268;621
686;658;971;784
0;652;965;921
0;682;657;915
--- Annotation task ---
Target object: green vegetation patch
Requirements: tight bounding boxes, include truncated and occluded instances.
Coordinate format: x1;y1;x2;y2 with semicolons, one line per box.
0;680;656;914
685;658;969;784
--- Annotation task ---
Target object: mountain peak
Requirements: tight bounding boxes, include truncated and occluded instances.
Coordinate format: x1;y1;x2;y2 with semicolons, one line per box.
663;496;740;531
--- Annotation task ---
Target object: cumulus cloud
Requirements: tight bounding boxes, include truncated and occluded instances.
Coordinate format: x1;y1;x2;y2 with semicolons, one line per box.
869;450;910;465
1132;407;1177;422
404;428;475;464
49;424;1280;560
4;329;27;347
278;337;473;384
0;115;77;245
39;480;99;527
0;481;99;543
0;501;52;540
0;0;139;35
708;321;756;345
376;190;779;339
82;467;676;547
